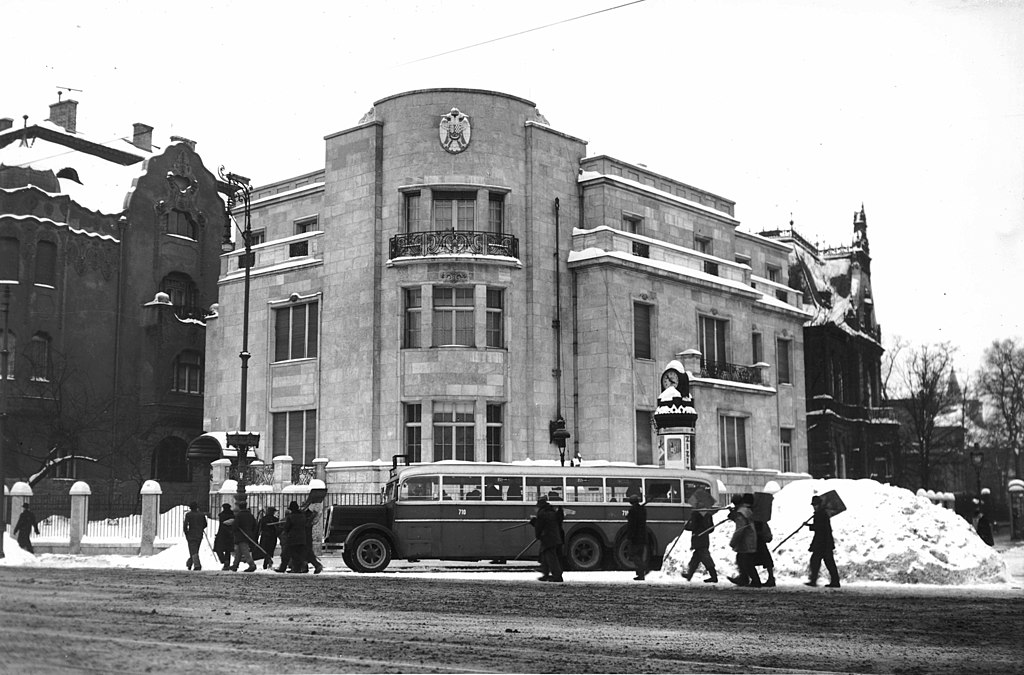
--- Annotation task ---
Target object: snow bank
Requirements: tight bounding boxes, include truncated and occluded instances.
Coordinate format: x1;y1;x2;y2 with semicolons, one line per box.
659;478;1010;585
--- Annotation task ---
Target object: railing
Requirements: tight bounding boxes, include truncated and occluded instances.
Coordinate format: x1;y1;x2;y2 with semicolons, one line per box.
699;358;764;385
389;230;519;259
173;305;214;322
810;396;897;422
291;464;317;485
228;464;274;486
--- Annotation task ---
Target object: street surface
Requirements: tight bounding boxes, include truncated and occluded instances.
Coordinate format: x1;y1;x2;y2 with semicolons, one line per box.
0;560;1020;674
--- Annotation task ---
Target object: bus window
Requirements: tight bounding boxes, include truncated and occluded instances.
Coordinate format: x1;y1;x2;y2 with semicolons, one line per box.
443;475;483;500
566;476;604;503
402;476;439;501
486;476;523;501
525;477;563;503
607;478;642;503
645;478;681;503
684;480;713;502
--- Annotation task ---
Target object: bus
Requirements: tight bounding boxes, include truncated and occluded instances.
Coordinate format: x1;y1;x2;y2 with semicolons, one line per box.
324;458;720;573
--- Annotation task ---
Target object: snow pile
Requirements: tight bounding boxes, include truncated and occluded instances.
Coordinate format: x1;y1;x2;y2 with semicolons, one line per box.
660;478;1010;585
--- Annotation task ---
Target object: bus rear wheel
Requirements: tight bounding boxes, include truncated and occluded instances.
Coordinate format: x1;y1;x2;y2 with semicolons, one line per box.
349;533;392;573
567;532;604;571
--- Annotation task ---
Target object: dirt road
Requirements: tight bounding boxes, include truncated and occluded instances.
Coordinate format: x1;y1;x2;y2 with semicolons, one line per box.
0;564;1020;674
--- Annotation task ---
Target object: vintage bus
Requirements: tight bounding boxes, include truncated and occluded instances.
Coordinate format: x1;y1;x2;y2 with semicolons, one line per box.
324;459;720;573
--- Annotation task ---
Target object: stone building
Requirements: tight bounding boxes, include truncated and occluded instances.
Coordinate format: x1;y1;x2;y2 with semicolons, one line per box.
0;97;226;505
199;88;811;495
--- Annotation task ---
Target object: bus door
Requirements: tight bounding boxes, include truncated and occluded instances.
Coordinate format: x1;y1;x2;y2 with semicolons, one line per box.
481;476;532;557
643;477;687;555
394;475;442;559
440;475;486;558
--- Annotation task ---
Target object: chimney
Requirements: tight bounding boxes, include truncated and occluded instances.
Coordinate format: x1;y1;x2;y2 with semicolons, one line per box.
132;123;153;151
0;118;13;132
48;98;78;134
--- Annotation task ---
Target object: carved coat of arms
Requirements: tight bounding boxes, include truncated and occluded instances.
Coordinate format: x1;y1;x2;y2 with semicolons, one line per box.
439;107;471;154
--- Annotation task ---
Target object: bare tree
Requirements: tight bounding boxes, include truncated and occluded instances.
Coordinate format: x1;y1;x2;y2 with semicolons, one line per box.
880;334;909;404
976;338;1024;479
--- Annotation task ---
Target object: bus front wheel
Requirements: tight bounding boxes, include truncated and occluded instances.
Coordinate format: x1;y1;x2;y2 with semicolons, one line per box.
567;532;604;571
349;533;392;573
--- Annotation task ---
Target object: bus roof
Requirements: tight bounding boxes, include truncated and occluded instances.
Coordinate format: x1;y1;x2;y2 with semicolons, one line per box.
391;462;716;482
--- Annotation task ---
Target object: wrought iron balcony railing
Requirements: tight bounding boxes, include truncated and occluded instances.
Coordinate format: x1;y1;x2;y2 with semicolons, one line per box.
228;464;274;486
292;464;317;485
389;230;519;260
699;358;765;385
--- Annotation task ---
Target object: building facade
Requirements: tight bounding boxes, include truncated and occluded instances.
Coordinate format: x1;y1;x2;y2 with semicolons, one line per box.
200;88;811;495
0;98;225;504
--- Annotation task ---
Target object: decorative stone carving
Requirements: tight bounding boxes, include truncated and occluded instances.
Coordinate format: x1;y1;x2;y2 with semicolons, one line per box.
155;149;207;228
439;108;471;154
440;270;469;284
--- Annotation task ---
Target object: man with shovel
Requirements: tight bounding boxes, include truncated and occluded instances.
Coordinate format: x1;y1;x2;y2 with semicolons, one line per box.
805;494;841;588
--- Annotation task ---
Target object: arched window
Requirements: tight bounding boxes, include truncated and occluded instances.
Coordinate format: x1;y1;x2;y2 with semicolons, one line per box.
153;436;190;482
161;272;198;316
35;240;57;286
0;237;19;282
27;333;51;381
172;350;203;394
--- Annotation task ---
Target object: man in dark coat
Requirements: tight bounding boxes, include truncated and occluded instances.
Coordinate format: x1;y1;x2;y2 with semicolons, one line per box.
753;520;776;587
727;494;761;587
301;503;325;574
625;494;649;581
13;503;40;553
531;497;563;582
182;502;207;571
682;508;718;583
229;501;259;572
255;506;280;570
805;495;841;588
213;503;235;570
284;501;308;573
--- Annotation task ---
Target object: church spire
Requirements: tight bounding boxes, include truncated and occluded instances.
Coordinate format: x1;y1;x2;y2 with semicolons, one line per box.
853;203;869;254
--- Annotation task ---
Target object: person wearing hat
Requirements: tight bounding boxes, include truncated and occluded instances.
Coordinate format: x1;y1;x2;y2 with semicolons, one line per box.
229;500;259;572
182;502;207;571
530;496;563;582
805;495;840;588
213;503;235;570
625;493;649;581
727;494;761;587
682;506;718;583
255;506;280;570
283;500;309;573
13;503;40;553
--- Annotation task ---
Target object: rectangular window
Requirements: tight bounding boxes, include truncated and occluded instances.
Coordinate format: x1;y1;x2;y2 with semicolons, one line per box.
404;403;422;463
752;332;763;364
432;287;475;347
767;264;781;283
526;477;564;503
775;289;788;303
433;401;474;461
403;288;422;348
699;316;727;365
166;210;195;238
272;409;317;464
703;261;719;276
35;241;56;285
0;237;19;282
274;302;319;362
486;404;503;462
28;335;52;382
780;428;793;473
295;216;318;234
173;351;203;394
623;214;642;234
405;193;425;233
635;410;653;465
433;191;476;230
249;229;266;246
488;194;504;233
695;236;712;255
633;303;652;360
777;338;792;384
486;288;504;348
719;415;748;467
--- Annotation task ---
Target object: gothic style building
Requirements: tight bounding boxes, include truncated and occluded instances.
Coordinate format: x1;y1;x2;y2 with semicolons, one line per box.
198;88;811;495
0;97;226;503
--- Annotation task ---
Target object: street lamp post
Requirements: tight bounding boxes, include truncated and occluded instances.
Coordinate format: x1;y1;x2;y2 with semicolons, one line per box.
970;445;984;501
220;168;260;504
0;286;10;558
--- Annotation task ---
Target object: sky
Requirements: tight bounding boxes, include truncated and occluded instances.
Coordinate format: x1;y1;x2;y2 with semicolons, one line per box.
4;0;1023;375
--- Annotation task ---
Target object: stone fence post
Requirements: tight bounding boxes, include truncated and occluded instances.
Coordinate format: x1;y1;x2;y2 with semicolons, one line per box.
211;458;231;489
274;455;294;489
69;481;91;555
9;482;32;525
313;457;329;483
140;480;162;556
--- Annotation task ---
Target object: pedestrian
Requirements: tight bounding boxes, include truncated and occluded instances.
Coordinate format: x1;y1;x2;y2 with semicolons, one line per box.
727;494;761;587
255;506;280;569
274;514;291;573
229;501;259;572
284;500;308;573
973;507;994;546
530;496;563;582
625;493;649;581
805;494;841;588
213;503;235;570
182;501;207;571
681;507;718;583
13;503;40;553
753;520;776;587
301;502;325;574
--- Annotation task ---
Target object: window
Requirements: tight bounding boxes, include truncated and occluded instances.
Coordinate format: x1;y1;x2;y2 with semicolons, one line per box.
165;210;196;238
767;265;781;283
433;401;474;461
633;303;652;360
775;289;788;303
703;261;719;276
751;332;763;364
162;273;197;311
695;236;712;255
719;414;748;467
433;191;476;230
53;446;75;479
294;216;318;234
172;350;203;394
486;288;503;348
405;192;425;233
288;241;309;258
432;287;474;347
403;288;422;348
1;331;14;379
274;302;319;361
404;403;422;463
35;241;56;286
0;237;20;281
635;410;653;465
153;437;190;482
486;404;503;462
777;338;792;385
631;241;650;258
249;229;266;246
780;428;793;473
623;214;642;234
488;193;504;234
272;409;317;464
699;316;727;365
27;333;51;381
